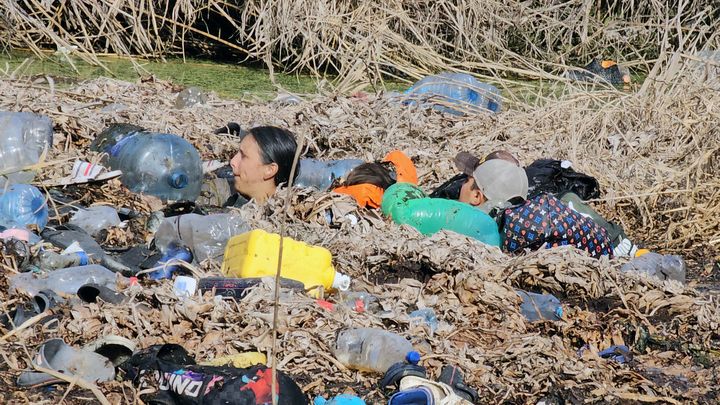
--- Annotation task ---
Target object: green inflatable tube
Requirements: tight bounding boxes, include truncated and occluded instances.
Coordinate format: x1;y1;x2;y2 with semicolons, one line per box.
381;183;501;246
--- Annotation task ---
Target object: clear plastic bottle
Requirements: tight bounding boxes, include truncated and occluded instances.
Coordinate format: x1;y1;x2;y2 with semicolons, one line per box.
294;158;364;191
339;291;380;313
409;308;438;334
107;133;203;201
35;250;90;270
620;252;686;283
333;328;413;373
516;290;563;322
0;184;49;230
153;213;250;262
403;72;502;115
89;123;144;153
0;111;54;187
9;264;124;296
69;206;121;236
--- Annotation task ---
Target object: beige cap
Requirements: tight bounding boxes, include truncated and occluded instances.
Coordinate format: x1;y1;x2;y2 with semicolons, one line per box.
472;159;528;202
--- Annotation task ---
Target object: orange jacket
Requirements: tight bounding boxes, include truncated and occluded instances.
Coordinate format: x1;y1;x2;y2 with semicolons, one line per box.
333;150;417;208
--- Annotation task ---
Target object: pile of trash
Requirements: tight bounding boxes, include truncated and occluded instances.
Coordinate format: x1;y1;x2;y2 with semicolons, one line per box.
0;67;718;404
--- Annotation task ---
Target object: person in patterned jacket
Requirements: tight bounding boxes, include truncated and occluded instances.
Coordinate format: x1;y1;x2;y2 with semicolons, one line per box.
459;157;613;258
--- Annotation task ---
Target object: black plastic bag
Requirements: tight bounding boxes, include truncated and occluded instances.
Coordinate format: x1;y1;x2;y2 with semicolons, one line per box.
525;159;600;200
429;173;468;200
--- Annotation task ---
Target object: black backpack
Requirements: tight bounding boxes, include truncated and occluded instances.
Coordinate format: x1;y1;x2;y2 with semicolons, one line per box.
525;159;600;200
119;344;308;405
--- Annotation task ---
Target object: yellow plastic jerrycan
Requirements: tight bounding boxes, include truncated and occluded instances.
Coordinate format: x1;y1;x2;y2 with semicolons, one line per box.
221;229;351;297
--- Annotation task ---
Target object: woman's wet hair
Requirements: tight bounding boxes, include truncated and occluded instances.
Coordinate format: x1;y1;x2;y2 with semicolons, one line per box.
345;162;396;190
247;126;299;186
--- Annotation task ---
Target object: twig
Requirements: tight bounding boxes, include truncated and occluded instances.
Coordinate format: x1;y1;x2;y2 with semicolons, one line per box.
32;365;112;405
270;129;306;405
0;311;49;342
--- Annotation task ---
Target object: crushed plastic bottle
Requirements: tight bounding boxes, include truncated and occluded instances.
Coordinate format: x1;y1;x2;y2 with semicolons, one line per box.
0;184;49;230
69;206;121;236
295;158;364;191
105;132;203;201
403;72;502;115
620;252;686;283
516;290;563;322
35;250;90;270
0;111;53;187
333;328;413;373
174;86;208;109
153;213;250;262
409;308;438;334
10;264;124;296
339;291;379;313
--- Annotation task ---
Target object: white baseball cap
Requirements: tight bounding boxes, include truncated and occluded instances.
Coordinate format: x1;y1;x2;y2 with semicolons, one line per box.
472;159;528;202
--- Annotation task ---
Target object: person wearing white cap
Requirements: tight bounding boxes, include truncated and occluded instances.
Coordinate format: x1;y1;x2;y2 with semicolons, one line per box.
446;150;638;258
459;158;528;212
457;154;614;258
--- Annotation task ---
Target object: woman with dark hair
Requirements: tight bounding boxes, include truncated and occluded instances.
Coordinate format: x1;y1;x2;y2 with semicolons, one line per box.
229;125;299;204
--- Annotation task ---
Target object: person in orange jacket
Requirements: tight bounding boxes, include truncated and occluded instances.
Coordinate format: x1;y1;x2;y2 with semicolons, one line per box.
333;150;418;209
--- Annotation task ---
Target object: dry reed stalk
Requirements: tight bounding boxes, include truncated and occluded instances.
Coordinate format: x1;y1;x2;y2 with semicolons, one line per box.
1;0;717;84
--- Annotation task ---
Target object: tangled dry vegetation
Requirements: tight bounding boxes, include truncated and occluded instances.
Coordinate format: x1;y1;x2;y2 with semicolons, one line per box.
1;0;718;85
0;42;718;403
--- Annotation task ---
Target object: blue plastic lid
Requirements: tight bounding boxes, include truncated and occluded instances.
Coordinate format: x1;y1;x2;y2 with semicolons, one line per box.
554;306;563;319
76;251;89;266
406;351;421;365
169;172;189;189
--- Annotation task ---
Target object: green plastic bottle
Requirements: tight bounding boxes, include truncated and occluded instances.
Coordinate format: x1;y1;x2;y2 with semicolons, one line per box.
381;183;501;246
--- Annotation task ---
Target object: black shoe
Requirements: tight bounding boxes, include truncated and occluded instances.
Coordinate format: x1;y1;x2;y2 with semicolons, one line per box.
379;361;427;391
438;365;478;402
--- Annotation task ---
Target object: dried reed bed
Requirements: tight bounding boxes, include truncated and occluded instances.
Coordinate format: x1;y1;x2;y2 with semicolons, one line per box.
1;0;717;84
0;44;718;402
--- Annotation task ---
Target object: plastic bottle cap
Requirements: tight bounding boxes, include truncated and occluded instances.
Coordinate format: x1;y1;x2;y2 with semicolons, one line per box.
169;172;189;189
76;251;89;266
554;306;564;319
406;351;421;365
332;272;351;291
635;248;651;257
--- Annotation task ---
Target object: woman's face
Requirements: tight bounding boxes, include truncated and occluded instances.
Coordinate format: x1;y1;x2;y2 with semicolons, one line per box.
229;135;275;198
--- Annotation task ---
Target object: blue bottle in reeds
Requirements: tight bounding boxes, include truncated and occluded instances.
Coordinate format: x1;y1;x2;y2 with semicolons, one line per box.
403;72;502;115
294;158;364;190
0;184;49;230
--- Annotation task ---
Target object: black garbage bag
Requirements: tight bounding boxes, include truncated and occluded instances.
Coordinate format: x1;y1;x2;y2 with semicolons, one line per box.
525;159;600;201
429;173;468;200
119;344;308;405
